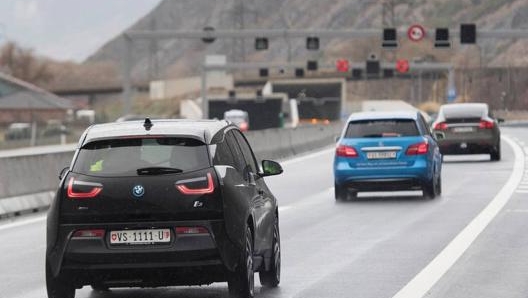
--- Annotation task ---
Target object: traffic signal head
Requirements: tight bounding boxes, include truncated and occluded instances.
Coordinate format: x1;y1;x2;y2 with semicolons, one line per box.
460;24;476;44
307;60;318;71
259;68;269;77
383;69;394;78
295;68;305;77
255;37;269;50
434;28;450;48
352;68;362;79
306;37;319;50
336;59;349;72
382;28;398;48
366;60;380;76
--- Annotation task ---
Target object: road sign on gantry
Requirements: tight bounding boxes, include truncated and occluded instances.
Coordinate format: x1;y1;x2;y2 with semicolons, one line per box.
407;24;426;42
395;59;409;73
336;59;349;72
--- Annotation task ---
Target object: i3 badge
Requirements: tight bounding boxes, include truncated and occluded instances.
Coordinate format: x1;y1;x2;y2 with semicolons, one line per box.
132;185;145;198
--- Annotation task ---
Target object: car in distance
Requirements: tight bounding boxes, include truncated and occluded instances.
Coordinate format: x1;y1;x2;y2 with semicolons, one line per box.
4;122;31;140
224;109;250;132
432;103;501;161
46;118;283;298
334;111;442;200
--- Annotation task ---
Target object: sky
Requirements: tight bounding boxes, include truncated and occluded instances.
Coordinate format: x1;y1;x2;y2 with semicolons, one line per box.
0;0;162;62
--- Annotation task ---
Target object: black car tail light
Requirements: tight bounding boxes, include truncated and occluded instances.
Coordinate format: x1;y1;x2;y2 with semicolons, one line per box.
175;173;215;195
434;122;448;130
175;226;209;235
72;229;105;238
479;120;494;129
336;145;358;158
406;142;429;155
67;178;103;199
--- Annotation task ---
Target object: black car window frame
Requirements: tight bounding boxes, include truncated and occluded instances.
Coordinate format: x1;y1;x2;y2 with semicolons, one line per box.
232;129;259;175
224;130;246;176
212;135;237;169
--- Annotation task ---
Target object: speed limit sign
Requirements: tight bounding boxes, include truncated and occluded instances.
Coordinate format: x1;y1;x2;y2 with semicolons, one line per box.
407;24;426;42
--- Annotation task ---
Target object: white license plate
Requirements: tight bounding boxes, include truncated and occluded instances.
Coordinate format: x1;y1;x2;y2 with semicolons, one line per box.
366;151;397;159
110;229;171;245
452;127;474;133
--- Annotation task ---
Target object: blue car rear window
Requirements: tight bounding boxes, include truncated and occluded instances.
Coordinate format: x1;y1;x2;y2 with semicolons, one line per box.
345;119;419;138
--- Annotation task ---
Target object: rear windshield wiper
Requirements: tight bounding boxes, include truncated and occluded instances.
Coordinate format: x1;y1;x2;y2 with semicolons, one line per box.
137;167;183;175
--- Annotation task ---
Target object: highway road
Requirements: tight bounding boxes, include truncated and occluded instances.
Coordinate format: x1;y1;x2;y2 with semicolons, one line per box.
1;126;528;298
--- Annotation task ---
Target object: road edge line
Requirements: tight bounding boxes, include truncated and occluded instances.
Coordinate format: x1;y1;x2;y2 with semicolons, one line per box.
391;135;524;298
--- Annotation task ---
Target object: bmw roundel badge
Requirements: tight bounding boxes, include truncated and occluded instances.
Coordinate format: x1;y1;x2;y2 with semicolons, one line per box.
132;185;145;198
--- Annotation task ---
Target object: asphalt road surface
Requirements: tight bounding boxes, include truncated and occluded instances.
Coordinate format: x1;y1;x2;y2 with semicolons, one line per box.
1;127;527;298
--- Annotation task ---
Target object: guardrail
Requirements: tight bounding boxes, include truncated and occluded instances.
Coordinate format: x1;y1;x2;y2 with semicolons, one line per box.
0;123;342;219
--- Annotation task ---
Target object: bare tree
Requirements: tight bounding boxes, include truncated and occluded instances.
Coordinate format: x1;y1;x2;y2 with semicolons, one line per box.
0;41;53;85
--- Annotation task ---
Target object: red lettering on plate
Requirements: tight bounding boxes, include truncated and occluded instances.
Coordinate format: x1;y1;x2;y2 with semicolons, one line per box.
165;231;170;239
111;234;117;241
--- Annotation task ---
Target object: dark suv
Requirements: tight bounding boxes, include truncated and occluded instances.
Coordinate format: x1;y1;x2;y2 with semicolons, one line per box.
46;119;283;298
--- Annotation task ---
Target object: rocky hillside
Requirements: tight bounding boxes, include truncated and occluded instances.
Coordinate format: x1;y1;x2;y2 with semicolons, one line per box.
85;0;528;81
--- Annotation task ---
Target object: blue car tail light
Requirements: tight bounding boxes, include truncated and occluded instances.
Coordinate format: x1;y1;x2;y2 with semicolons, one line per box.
336;144;358;158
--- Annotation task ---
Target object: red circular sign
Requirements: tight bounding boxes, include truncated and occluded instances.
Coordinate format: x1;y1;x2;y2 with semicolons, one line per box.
396;59;410;73
407;24;426;42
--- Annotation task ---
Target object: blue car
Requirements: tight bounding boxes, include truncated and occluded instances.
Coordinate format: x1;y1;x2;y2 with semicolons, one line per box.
333;111;442;200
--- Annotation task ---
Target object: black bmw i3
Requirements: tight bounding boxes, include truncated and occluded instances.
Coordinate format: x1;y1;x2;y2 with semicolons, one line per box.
46;119;283;298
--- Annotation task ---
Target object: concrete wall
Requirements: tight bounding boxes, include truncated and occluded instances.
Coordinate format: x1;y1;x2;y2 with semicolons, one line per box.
0;124;342;218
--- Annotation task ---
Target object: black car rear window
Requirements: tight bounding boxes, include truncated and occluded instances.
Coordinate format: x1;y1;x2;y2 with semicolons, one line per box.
442;106;486;119
72;137;210;176
345;119;419;138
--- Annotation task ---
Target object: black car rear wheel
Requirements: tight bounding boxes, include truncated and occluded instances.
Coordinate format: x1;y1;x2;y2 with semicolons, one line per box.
335;184;347;201
423;175;439;199
335;184;357;201
490;144;501;161
259;218;281;287
228;225;255;298
46;262;75;298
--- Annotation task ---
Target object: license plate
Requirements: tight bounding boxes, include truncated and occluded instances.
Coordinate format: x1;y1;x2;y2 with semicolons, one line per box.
110;229;171;245
452;127;474;133
366;151;397;159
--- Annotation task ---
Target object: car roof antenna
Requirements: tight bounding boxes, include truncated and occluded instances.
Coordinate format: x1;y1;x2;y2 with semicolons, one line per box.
143;117;153;131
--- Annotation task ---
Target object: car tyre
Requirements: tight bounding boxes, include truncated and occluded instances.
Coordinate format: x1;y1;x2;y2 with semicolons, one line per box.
259;218;280;287
423;176;437;199
46;262;75;298
228;225;255;298
490;145;501;161
335;184;347;201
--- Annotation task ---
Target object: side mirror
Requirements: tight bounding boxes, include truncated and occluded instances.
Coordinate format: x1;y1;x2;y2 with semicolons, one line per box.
434;132;445;140
497;118;505;123
260;160;283;177
59;167;69;180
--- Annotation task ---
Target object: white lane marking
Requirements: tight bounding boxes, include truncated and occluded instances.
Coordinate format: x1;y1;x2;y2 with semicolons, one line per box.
515;190;528;194
281;147;334;166
0;214;46;232
391;135;524;298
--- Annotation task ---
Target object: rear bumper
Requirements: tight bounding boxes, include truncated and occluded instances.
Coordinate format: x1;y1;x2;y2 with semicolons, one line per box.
341;178;424;192
334;158;432;191
48;219;240;287
437;138;498;154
